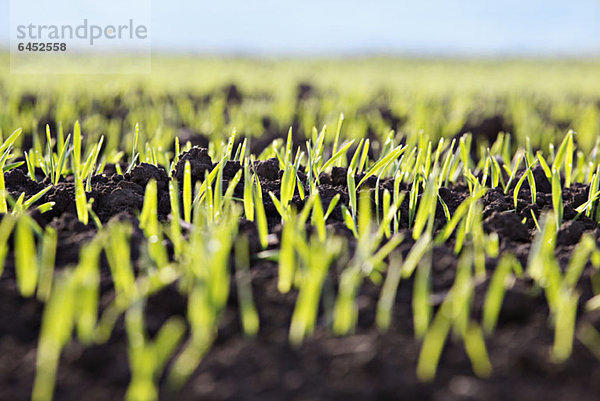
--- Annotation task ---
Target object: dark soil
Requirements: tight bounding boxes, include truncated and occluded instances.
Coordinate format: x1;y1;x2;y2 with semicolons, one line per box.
1;145;600;401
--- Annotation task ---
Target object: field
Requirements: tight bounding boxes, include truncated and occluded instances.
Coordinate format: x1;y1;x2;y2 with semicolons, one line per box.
1;56;600;401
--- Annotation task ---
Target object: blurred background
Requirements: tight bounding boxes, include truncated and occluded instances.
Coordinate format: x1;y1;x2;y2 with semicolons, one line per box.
2;0;599;57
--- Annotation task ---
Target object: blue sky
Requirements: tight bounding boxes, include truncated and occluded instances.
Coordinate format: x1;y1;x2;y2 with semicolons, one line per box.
2;0;599;56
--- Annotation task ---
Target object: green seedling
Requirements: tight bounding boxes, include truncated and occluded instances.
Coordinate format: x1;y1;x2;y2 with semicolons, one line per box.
183;160;192;223
552;168;563;229
36;227;57;302
15;214;38;297
234;236;260;337
375;252;404;331
290;236;342;345
482;254;522;334
0;215;17;277
125;302;185;401
140;180;168;269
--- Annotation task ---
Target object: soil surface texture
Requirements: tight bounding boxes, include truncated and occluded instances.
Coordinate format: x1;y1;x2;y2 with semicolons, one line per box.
1;146;600;401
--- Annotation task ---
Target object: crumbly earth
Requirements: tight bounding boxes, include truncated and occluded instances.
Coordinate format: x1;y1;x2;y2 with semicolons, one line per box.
1;143;600;401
